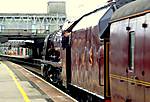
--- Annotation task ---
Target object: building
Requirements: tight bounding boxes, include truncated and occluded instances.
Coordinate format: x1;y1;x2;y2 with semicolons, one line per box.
0;1;66;58
47;1;66;15
0;1;66;37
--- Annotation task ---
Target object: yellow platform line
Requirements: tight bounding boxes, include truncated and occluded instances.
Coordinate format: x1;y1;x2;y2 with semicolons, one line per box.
0;62;30;102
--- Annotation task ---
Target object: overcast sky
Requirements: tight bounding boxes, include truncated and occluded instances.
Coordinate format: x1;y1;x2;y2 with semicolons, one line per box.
0;0;107;19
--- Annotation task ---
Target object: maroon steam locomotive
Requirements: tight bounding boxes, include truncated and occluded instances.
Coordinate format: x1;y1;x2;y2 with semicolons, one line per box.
41;0;150;102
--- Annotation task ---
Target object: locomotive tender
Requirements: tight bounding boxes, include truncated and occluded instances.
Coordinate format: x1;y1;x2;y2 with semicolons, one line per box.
41;0;150;102
41;4;111;102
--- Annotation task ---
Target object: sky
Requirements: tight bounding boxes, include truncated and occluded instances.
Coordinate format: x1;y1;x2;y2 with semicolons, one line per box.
0;0;107;19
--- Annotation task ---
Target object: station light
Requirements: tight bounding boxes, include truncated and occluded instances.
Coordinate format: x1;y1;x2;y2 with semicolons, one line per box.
24;40;34;43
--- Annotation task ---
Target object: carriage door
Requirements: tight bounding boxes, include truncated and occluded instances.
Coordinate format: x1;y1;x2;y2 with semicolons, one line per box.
144;13;150;102
127;16;145;102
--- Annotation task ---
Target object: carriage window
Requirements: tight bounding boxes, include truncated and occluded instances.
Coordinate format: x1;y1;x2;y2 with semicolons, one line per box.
129;31;135;71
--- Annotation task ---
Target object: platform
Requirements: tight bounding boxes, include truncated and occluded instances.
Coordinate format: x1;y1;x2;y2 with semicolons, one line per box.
0;61;77;102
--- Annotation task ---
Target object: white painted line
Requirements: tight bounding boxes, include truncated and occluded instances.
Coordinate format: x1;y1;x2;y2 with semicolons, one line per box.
20;64;78;102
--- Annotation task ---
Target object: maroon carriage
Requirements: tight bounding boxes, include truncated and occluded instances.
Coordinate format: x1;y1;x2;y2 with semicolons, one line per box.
110;0;150;102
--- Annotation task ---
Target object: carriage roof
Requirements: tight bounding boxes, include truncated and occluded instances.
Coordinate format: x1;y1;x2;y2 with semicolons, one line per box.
111;0;150;22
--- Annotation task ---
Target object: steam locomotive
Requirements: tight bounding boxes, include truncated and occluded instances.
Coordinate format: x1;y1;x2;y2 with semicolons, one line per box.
41;0;150;102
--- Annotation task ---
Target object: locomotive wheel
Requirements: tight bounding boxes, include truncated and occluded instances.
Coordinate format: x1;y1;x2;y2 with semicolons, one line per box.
48;67;61;84
43;67;49;81
49;70;59;83
51;73;59;83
